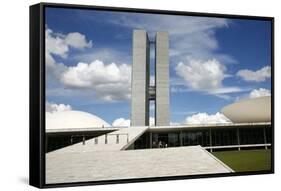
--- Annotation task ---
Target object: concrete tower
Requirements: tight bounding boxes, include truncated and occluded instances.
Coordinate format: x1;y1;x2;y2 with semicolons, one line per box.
155;32;170;126
131;30;169;126
131;30;150;126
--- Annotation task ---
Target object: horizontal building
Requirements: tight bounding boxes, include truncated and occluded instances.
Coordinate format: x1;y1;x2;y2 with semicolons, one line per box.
46;96;271;152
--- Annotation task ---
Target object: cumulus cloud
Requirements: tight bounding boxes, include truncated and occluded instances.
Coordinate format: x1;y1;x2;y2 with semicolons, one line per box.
46;101;72;113
60;60;131;101
184;112;231;124
175;58;226;91
112;114;232;126
45;27;92;82
72;48;130;65
46;53;67;82
46;28;92;58
64;32;93;49
112;118;130;127
46;28;69;58
45;27;130;102
112;117;155;127
174;58;246;99
236;66;271;82
249;88;271;98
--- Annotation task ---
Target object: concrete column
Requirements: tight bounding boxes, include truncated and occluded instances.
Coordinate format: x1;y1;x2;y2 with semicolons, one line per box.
155;32;170;126
209;128;213;152
263;127;268;150
95;137;98;145
149;132;152;148
237;128;241;151
131;30;150;126
105;134;108;144
116;134;119;144
82;136;85;145
180;131;183;146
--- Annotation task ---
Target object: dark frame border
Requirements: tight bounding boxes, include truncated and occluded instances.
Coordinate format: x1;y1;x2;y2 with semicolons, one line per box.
29;2;274;188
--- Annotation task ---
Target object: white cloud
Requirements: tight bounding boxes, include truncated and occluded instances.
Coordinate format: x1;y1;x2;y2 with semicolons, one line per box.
46;28;92;58
112;117;155;127
170;121;180;126
71;48;130;65
45;27;130;102
175;58;226;90
150;75;155;86
208;87;244;94
112;113;232;126
249;88;271;98
65;32;92;49
112;118;130;127
46;28;69;58
184;112;231;124
109;14;233;64
174;58;246;99
113;14;228;37
46;101;72;113
45;27;92;83
149;117;155;126
46;52;67;82
236;66;271;82
60;60;131;101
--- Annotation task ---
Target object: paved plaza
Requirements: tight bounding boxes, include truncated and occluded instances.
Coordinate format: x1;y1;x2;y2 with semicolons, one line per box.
46;127;233;184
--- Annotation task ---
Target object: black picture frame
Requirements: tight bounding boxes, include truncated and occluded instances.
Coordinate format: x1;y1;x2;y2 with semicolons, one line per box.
30;2;274;188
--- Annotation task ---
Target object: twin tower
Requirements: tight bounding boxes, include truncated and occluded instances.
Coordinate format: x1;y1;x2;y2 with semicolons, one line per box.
131;30;170;126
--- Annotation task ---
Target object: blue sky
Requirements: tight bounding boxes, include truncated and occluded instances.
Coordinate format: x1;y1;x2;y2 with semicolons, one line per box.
45;7;272;125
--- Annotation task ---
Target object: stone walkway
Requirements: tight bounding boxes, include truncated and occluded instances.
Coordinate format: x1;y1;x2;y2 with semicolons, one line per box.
46;145;233;184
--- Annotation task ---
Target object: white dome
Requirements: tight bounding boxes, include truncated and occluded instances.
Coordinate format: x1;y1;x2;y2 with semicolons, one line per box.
46;110;111;130
221;96;271;123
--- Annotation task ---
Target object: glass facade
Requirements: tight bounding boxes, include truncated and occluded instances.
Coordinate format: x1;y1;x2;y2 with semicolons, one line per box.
266;127;272;143
182;130;210;147
239;127;265;145
212;128;237;146
133;125;271;151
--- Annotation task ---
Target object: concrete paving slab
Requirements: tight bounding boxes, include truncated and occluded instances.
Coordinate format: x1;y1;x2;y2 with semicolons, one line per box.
46;146;233;184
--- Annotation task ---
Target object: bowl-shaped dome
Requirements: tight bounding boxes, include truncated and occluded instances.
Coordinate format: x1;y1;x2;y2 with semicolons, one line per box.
46;110;111;130
221;96;271;123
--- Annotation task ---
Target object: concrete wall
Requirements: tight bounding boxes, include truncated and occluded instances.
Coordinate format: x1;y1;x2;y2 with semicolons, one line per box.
155;32;170;126
131;30;150;126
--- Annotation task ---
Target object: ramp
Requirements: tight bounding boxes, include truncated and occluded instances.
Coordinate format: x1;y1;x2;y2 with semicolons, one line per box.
46;145;233;184
48;126;148;154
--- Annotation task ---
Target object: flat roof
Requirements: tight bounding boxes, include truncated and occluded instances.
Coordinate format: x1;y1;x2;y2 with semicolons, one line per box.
46;127;120;135
148;122;271;132
46;122;271;135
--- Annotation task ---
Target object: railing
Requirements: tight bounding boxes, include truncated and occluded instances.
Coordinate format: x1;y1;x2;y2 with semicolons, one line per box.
204;143;271;151
69;133;129;146
70;135;87;145
93;133;129;145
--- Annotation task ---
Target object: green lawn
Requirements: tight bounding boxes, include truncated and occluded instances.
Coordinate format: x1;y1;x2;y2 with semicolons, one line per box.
212;149;271;172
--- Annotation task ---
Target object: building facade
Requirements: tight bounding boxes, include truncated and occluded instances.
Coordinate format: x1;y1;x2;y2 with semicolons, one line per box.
131;30;170;126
